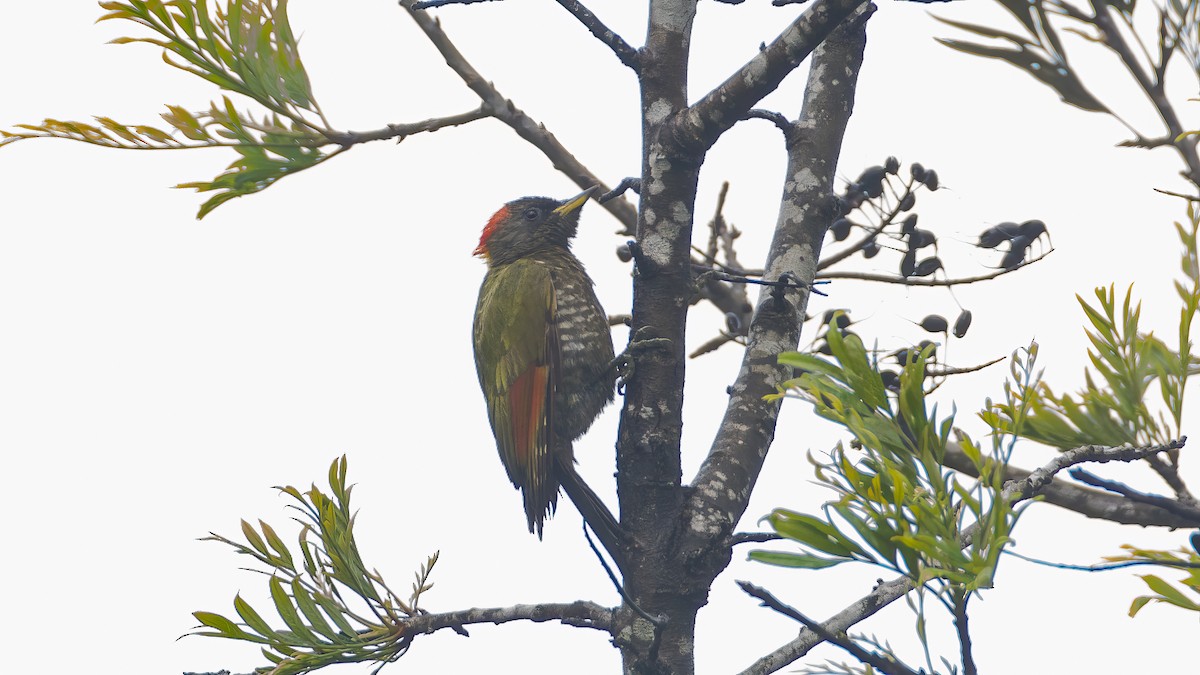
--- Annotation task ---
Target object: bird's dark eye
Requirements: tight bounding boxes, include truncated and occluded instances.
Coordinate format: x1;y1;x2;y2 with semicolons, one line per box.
522;208;541;221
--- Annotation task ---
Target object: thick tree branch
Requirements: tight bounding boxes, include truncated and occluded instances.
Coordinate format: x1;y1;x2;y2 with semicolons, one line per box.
554;0;641;71
677;5;871;568
401;1;638;234
612;1;702;672
403;600;614;634
741;440;1185;674
942;439;1200;527
674;0;870;152
739;581;923;675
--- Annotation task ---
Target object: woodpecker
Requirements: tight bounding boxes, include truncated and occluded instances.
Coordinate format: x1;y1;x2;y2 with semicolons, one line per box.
472;187;620;540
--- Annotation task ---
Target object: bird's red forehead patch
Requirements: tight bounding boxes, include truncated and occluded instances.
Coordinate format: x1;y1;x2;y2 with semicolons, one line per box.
473;204;510;257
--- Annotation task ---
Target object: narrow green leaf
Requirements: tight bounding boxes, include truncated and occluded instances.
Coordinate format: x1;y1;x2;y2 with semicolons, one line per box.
269;576;320;645
765;509;867;558
241;519;270;557
260;520;295;570
1128;595;1154;617
233;594;282;642
1139;574;1200;610
291;579;342;642
747;550;850;569
310;589;357;636
193;611;270;644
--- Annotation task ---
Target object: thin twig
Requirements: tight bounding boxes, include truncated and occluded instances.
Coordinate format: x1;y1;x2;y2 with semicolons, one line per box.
953;593;976;675
554;0;641;71
1069;468;1200;519
743;109;794;136
325;105;491;145
412;0;498;8
1144;454;1198;505
925;356;1005;378
582;523;665;627
708;270;831;295
1004;549;1200;572
818;249;1053;286
729;532;782;546
818;177;917;271
600;178;640;203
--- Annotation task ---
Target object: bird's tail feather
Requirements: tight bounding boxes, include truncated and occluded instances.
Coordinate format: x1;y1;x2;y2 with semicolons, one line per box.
554;452;626;565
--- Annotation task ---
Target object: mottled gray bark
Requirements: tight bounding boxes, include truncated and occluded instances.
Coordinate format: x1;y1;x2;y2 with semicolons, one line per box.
613;3;872;672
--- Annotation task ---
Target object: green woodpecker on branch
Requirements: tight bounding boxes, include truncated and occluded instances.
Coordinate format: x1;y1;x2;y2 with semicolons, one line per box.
472;186;623;546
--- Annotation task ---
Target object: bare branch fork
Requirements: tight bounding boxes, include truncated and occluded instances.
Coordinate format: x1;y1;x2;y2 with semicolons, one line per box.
739;582;923;675
739;439;1187;675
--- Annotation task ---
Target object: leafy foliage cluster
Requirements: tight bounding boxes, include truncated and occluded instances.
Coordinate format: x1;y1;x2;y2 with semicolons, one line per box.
194;457;437;675
748;207;1200;672
1;0;333;218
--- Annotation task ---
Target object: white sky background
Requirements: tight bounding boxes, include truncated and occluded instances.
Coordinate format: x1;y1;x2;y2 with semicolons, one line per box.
1;1;1196;673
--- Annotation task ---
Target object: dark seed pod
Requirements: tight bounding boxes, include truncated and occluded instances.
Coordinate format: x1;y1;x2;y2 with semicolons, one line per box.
617;244;634;262
862;240;880;258
923;169;939;191
1191;531;1200;555
907;229;936;250
900;249;916;278
919;340;938;359
919;315;948;333
900;214;918;235
815;340;833;356
953;309;972;338
858;165;887;189
823;309;851;330
910;162;927;183
898;192;916;212
1019;219;1047;240
885;156;900;175
725;312;742;333
913;256;943;277
830;218;852;241
844;184;864;208
880;370;901;391
894;348;915;366
862;179;884;199
1000;237;1032;270
978;222;1021;249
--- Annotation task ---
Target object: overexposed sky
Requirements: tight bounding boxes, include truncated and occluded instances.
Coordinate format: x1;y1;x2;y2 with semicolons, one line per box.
2;1;1196;673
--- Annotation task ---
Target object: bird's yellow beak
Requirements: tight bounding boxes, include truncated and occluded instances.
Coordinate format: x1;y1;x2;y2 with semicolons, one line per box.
552;186;599;217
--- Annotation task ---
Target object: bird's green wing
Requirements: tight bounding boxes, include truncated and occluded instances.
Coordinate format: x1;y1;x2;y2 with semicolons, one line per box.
472;260;560;534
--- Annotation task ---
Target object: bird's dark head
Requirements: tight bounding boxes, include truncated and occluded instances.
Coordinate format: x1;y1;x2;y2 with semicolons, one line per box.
473;186;598;265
